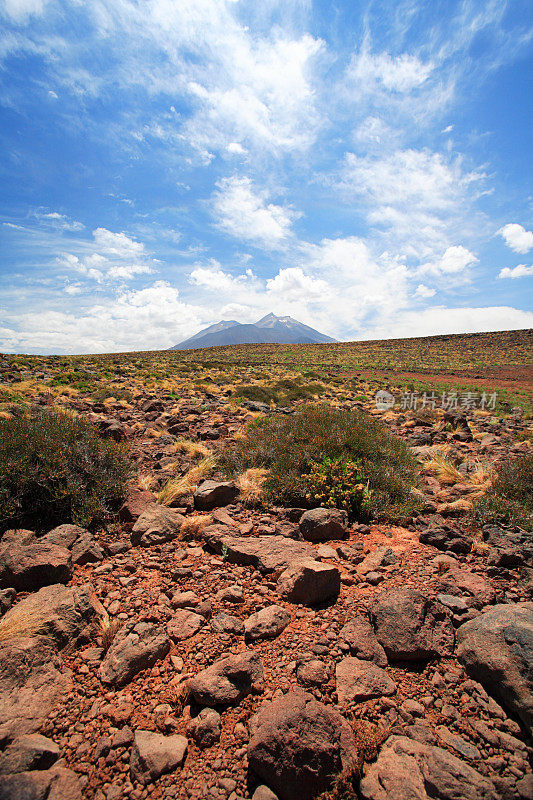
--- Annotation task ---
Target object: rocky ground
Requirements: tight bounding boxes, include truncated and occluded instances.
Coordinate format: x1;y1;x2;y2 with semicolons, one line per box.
0;387;531;800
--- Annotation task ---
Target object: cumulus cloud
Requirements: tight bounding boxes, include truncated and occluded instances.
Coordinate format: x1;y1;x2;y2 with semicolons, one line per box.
498;264;533;279
1;0;46;21
211;177;299;247
415;284;436;298
498;223;533;254
420;245;478;276
359;306;533;340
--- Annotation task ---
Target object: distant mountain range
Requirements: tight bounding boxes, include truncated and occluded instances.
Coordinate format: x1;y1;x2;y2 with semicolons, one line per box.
170;313;336;350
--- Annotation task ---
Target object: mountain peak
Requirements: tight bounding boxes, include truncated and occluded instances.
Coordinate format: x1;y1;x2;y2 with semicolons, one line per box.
170;313;335;350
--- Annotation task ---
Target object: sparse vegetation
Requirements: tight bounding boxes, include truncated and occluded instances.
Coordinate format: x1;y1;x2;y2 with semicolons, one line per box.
220;404;420;520
0;409;130;532
304;456;371;516
474;451;533;530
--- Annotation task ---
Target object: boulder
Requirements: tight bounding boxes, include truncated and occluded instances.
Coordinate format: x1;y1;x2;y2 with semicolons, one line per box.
41;524;84;550
193;480;240;511
0;765;82;800
336;657;396;704
118;490;157;524
187;708;221;748
0;542;71;591
457;603;533;734
0;589;15;617
0;734;59;774
299;508;348;542
247;689;356;800
0;637;71;745
130;730;187;784
188;650;263;706
210;613;245;636
358;546;398;575
204;532;314;573
245;606;291;642
419;526;472;555
167;610;204;641
131;504;185;547
339;615;388;667
277;560;340;606
99;621;171;687
359;735;497;800
370;589;454;661
0;583;105;649
438;567;496;609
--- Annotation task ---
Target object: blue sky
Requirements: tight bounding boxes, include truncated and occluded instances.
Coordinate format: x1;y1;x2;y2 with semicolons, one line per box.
1;0;532;354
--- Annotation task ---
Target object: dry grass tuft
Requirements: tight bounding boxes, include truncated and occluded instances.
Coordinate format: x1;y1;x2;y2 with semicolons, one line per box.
157;456;215;505
423;451;463;485
0;604;49;642
319;720;390;800
237;467;269;506
138;474;156;491
98;617;121;654
180;514;211;539
172;439;211;459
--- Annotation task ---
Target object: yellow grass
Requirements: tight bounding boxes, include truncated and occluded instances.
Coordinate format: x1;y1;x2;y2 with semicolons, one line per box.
180;514;212;538
172;439;211;459
138;474;156;491
237;467;269;505
0;605;50;642
157;456;215;505
423;451;464;485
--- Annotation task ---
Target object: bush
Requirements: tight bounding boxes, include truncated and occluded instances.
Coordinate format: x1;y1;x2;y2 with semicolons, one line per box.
233;378;325;406
220;404;419;520
304;456;371;516
475;452;533;531
0;409;130;532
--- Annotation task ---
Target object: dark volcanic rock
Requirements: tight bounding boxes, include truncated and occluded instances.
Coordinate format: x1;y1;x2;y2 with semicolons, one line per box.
204;532;315;573
193;480;240;511
188;650;263;706
0;765;82;800
0;583;105;649
0;637;71;744
131;504;185;547
339;615;388;666
0;541;71;591
370;589;455;661
0;734;60;774
419;526;472;555
99;621;171;687
360;735;496;800
276;560;340;606
130;730;187;784
247;689;356;800
299;508;348;542
457;603;533;734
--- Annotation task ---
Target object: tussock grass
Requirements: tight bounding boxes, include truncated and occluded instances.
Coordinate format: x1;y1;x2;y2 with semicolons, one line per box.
172;439;211;459
0;604;49;642
157;456;215;505
474;451;533;530
422;451;463;485
237;468;269;506
180;514;212;538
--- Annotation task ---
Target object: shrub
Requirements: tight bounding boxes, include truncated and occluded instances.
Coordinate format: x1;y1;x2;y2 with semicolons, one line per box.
233;379;326;406
220;403;419;520
474;452;533;531
304;456;371;516
0;409;130;532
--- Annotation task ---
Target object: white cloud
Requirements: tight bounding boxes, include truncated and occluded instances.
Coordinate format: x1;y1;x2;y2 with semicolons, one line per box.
498;264;533;279
359;306;533;340
59;227;152;283
420;245;478;276
415;284;436;298
339;149;484;261
498;223;533;254
347;51;433;93
36;211;84;231
211;177;299;247
1;0;46;21
265;267;329;301
227;142;246;155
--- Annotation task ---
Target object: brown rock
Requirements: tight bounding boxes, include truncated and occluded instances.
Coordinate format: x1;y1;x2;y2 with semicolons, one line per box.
0;542;71;591
248;689;356;800
276;560;340;606
130;730;187;784
371;589;454;661
131;504;184;547
299;508;348;542
167;610;204;641
188;650;263;706
339;615;388;667
336;657;396;704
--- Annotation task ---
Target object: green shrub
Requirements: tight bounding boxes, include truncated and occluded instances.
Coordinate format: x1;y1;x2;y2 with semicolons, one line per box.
220;403;419;520
304;456;371;516
0;409;130;533
233;379;325;406
475;452;533;531
233;384;277;404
